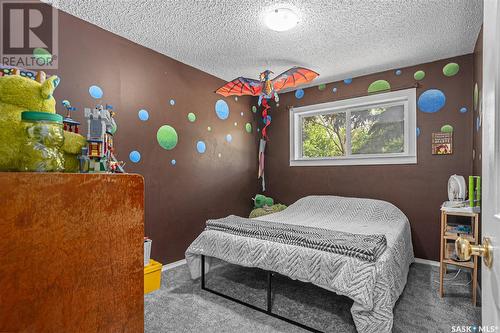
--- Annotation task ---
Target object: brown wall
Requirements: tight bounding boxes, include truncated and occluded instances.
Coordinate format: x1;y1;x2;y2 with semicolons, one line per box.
261;55;474;261
43;9;258;263
473;28;483;176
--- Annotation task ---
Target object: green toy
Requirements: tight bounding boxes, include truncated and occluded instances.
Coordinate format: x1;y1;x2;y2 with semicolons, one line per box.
249;204;287;218
253;194;274;208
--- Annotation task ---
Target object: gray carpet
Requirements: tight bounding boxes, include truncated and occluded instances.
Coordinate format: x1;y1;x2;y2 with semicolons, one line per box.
145;260;480;332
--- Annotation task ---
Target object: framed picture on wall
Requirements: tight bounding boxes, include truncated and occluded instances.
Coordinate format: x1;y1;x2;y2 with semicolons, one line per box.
432;132;453;155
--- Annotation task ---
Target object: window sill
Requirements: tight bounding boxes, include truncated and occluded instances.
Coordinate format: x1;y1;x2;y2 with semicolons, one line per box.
289;155;417;167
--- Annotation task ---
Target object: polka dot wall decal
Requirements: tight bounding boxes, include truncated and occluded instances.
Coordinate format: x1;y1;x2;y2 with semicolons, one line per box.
252;106;257;113
187;112;196;122
473;83;479;111
318;84;326;91
171;159;176;165
245;123;252;133
169;99;175;106
129;150;141;163
443;63;460;77
414;70;425;81
459;107;468;113
332;87;338;93
367;80;391;93
416;127;421;137
215;99;229;120
418;89;446;113
395;69;402;76
156;125;178;150
196;141;206;154
89;85;103;99
226;134;233;143
343;78;352;84
441;124;454;133
295;89;304;99
138;109;149;121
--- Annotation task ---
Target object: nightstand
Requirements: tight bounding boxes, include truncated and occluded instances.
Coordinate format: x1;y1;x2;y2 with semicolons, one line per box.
439;209;479;306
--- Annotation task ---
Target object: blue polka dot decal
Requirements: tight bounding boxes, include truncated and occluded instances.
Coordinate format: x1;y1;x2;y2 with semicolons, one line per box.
343;78;352;84
89;85;103;99
418;89;446;113
138;109;149;121
170;99;175;106
295;89;304;99
215;99;229;120
459;107;468;113
196;141;206;153
416;127;421;137
129;150;141;163
395;69;402;76
171;159;176;165
226;134;233;143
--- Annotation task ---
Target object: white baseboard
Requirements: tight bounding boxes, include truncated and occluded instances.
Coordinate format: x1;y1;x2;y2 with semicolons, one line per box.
414;258;440;267
162;259;186;272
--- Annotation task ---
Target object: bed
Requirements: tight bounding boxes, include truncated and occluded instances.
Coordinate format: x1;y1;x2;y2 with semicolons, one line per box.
185;195;414;333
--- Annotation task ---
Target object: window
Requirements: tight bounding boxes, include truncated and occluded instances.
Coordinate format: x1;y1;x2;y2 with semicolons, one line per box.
290;88;417;166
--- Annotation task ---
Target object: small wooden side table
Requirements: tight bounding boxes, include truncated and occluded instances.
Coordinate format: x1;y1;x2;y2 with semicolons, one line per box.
439;209;479;306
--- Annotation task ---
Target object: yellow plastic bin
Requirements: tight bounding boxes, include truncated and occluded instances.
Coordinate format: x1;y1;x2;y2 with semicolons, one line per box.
144;259;162;294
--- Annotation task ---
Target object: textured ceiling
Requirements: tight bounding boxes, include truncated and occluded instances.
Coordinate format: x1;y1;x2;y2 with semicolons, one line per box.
44;0;482;87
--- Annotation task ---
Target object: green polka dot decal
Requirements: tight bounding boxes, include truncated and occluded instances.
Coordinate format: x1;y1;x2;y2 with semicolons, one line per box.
414;70;425;81
318;84;326;91
156;125;178;150
187;112;196;122
443;63;459;77
251;106;257;113
245;123;252;133
441;124;454;133
367;80;391;93
473;83;479;111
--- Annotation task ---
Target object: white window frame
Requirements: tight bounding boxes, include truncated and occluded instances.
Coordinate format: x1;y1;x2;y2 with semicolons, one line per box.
289;88;417;166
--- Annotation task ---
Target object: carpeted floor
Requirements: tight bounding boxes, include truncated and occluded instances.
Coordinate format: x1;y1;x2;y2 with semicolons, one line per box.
145;260;481;332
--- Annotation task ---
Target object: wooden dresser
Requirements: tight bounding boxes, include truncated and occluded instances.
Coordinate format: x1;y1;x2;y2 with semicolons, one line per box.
0;173;144;333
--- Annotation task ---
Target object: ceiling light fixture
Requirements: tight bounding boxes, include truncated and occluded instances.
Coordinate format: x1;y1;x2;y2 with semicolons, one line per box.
264;8;299;32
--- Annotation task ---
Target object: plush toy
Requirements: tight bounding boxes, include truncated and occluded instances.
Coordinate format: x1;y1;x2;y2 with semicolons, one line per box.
249;204;287;218
0;73;60;170
62;131;87;172
253;194;274;208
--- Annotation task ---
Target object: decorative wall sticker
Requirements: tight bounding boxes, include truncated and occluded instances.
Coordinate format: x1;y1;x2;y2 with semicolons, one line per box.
196;141;206;154
226;134;233;143
367;80;391;93
473;83;479;111
459;107;468;113
418;89;446;113
187;112;196;122
215;99;229;120
138;109;149;121
416;127;421;137
252;106;257;113
440;124;454;133
171;159;176;165
295;89;304;99
343;78;352;84
318;83;326;91
156;125;178;150
129;150;141;163
395;69;402;76
89;85;103;99
414;70;425;81
245;123;252;133
443;63;460;77
332;87;337;93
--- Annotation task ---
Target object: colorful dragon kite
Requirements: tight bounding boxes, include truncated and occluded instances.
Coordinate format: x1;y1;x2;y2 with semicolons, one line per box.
216;66;319;190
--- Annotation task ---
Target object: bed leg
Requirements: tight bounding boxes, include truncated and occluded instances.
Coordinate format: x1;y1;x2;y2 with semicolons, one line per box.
201;255;205;290
267;271;272;313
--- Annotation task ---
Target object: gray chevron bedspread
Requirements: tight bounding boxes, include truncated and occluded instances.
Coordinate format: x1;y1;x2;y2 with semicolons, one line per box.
205;215;387;262
185;195;414;333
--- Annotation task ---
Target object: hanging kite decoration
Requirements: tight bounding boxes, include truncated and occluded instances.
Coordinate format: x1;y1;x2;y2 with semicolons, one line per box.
215;66;319;191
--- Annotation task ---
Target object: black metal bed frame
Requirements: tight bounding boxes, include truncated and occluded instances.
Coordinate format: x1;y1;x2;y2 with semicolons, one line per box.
200;255;323;333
